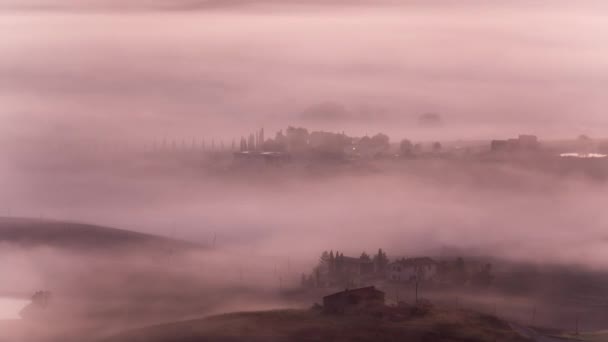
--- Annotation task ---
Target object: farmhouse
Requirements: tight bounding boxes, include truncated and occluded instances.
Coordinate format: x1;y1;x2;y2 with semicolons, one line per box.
491;134;539;152
323;286;385;314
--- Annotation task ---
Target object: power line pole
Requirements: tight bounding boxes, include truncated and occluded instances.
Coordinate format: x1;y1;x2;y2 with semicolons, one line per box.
415;277;419;304
395;285;400;304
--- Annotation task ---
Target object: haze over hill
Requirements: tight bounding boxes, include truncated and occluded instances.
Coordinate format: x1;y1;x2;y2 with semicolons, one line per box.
104;308;528;342
3;2;608;341
2;0;608;153
0;217;198;252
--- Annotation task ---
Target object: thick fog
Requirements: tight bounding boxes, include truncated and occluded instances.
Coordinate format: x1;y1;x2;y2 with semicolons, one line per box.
2;156;608;269
2;0;608;147
2;0;608;262
2;2;608;340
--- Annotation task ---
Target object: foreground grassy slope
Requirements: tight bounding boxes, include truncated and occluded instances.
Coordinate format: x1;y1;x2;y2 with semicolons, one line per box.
105;307;529;342
0;217;198;252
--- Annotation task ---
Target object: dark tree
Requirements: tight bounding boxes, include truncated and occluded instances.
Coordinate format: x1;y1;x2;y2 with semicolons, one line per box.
248;134;255;150
400;139;414;157
360;252;371;262
329;251;335;276
286;126;310;152
373;248;389;273
370;133;390;151
319;251;330;271
452;257;467;285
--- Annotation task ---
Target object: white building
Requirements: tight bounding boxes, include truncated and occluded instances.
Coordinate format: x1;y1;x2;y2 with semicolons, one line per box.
388;257;437;283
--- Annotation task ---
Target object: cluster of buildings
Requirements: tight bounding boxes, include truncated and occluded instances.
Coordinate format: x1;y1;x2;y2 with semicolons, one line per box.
303;249;493;292
387;257;438;283
322;286;385;314
238;128;266;152
490;135;540;152
315;256;439;314
233;126;391;163
232;128;556;165
304;251;442;290
151;126;607;165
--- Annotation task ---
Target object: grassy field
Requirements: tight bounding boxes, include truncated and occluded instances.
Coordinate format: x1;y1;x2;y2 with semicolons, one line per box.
104;306;530;342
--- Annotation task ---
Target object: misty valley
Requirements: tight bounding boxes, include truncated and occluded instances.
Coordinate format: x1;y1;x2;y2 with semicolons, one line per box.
3;1;608;342
2;129;608;341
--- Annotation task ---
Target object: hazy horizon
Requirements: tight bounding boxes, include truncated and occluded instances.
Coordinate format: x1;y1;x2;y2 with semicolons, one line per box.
3;1;608;150
2;0;608;265
2;3;608;340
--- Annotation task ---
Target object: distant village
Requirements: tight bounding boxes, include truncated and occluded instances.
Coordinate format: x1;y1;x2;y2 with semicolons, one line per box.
147;125;608;165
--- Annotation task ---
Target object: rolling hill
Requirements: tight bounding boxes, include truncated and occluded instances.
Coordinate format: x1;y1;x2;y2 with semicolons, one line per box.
104;307;530;342
0;217;199;252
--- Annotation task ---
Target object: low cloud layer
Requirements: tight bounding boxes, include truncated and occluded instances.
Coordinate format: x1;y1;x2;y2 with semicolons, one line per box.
2;1;608;150
2;1;608;269
2;4;608;341
2;157;608;270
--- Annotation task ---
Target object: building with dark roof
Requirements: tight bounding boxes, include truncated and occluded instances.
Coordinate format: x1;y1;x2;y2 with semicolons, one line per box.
491;135;539;152
323;286;385;314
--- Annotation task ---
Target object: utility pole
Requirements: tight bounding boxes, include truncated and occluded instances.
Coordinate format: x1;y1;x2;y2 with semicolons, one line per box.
395;285;400;304
415;277;419;304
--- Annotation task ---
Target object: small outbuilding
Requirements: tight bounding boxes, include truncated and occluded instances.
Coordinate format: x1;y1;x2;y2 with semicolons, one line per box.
323;286;385;314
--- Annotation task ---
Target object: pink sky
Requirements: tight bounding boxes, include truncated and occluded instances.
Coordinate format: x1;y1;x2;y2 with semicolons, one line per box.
1;1;608;145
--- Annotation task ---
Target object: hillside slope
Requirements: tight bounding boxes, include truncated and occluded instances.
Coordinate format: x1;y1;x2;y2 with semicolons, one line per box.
105;307;530;342
0;217;198;252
